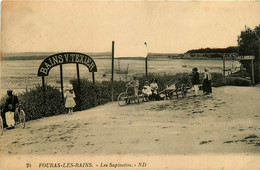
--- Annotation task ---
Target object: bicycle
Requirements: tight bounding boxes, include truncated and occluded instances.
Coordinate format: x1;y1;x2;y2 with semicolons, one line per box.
0;116;3;135
117;84;144;107
0;104;26;135
16;104;26;129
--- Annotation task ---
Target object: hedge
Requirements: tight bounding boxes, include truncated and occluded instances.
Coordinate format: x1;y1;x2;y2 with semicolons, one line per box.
0;85;66;121
17;85;66;120
226;77;252;86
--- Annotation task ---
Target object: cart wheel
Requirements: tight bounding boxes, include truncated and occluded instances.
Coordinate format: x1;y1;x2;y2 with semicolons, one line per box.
135;91;144;104
181;84;187;98
18;109;26;129
0;117;3;135
168;91;174;100
118;92;128;107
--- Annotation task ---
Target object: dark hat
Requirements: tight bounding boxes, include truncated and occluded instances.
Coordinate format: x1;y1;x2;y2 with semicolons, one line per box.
193;67;198;72
7;90;13;96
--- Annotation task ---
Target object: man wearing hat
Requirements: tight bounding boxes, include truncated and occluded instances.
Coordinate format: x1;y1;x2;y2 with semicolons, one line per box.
192;68;200;96
3;90;19;129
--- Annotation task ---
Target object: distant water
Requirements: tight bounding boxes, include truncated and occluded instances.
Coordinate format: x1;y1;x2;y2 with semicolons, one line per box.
0;58;240;98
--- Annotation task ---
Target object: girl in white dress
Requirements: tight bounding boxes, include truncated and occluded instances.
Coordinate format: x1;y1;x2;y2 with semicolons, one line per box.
64;84;76;114
142;81;152;101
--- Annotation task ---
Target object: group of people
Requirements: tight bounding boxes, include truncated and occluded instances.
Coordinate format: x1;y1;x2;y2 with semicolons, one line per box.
127;67;212;102
191;67;212;96
127;77;162;101
142;79;162;100
0;84;76;130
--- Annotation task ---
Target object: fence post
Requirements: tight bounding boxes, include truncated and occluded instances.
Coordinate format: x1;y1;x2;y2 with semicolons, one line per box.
60;65;64;102
76;63;81;110
42;76;46;104
222;55;226;85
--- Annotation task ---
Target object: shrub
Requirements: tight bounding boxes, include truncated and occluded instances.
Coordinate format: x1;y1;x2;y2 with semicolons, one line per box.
0;95;8;109
211;72;226;87
18;85;66;121
226;77;252;86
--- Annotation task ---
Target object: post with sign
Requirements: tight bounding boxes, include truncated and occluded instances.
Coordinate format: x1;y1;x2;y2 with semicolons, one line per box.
37;52;98;110
236;55;255;85
92;72;95;84
76;63;82;110
251;59;255;85
42;76;46;103
60;65;64;101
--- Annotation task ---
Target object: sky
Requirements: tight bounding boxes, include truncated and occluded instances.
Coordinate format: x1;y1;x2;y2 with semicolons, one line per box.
1;1;260;57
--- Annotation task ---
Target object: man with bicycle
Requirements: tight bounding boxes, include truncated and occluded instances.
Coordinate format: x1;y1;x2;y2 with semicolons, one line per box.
2;90;19;129
126;76;140;103
128;77;139;97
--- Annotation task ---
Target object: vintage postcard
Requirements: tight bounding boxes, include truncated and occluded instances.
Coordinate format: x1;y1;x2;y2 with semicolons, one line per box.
1;1;260;169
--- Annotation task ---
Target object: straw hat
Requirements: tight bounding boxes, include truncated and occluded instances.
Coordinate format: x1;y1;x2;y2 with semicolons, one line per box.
144;81;149;85
66;84;73;90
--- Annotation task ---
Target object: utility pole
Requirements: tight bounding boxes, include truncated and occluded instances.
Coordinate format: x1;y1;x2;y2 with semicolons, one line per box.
111;41;115;102
223;54;226;85
144;42;148;79
255;32;260;84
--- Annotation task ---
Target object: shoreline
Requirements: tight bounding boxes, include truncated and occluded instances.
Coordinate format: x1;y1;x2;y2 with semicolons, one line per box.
1;56;228;61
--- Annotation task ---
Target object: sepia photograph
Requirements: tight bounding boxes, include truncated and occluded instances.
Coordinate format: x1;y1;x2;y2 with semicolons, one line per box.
1;1;260;169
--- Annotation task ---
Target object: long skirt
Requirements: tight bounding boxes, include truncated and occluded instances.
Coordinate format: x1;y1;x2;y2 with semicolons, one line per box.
5;111;15;127
203;79;212;94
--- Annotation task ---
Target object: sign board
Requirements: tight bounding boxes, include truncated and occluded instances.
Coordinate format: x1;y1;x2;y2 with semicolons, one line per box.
37;52;97;76
236;56;255;60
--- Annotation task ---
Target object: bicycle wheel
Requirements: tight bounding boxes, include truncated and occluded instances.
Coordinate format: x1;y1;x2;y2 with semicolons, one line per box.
19;110;26;129
181;84;187;98
117;92;128;107
168;91;174;100
0;117;3;135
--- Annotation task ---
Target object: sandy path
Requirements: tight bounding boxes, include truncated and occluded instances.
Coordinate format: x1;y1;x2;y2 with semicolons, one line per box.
0;86;260;155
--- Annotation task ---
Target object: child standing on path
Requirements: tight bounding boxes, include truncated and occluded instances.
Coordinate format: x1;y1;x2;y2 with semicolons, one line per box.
64;84;76;114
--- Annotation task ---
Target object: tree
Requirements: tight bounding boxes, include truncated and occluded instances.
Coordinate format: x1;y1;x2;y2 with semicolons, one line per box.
237;25;260;84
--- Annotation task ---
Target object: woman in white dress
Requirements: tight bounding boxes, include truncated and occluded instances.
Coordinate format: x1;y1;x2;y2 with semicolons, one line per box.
142;81;152;101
